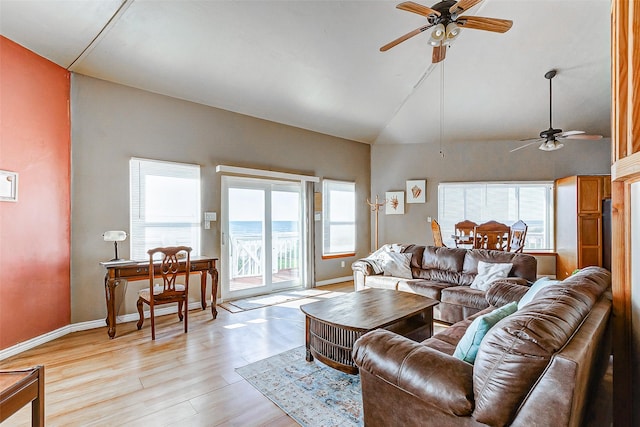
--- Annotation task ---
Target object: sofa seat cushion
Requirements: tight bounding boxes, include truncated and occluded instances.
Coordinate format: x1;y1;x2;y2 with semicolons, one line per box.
397;280;456;301
441;286;490;310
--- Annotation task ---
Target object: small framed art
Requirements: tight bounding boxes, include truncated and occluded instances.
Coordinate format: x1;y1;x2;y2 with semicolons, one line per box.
385;191;404;214
0;170;18;202
406;179;426;203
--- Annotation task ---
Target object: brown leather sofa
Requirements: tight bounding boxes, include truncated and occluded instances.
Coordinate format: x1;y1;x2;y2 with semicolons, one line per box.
352;245;537;324
353;266;612;427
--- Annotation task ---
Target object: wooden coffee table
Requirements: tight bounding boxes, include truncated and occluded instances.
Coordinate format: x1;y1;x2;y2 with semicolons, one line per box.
300;288;438;374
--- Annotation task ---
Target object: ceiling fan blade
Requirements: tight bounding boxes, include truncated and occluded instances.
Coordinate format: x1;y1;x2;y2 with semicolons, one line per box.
510;139;543;152
380;24;432;51
397;1;441;17
432;44;447;63
561;133;603;140
457;16;513;33
449;0;483;14
558;130;585;137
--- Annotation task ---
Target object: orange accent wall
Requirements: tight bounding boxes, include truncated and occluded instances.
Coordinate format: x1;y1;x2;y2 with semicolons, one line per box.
0;36;71;350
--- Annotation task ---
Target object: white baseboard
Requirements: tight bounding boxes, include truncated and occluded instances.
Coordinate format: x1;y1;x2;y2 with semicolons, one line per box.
315;276;353;287
0;301;202;361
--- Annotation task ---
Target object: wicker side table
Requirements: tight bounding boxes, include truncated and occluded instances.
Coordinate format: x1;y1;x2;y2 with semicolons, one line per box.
300;288;438;374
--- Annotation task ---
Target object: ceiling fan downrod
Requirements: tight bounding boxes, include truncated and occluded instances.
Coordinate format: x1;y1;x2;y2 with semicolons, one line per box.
541;69;561;139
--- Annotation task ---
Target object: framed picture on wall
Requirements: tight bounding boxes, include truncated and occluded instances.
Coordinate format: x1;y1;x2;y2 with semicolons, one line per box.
406;179;426;203
0;170;18;202
385;191;404;214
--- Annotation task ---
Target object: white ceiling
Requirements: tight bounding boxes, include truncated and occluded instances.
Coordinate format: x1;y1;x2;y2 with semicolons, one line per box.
0;0;611;146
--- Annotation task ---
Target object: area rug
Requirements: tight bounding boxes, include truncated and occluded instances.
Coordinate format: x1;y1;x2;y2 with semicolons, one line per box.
236;346;363;426
220;288;332;312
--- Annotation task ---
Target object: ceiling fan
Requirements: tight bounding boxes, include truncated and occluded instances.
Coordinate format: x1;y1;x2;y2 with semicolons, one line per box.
511;70;603;153
380;0;513;63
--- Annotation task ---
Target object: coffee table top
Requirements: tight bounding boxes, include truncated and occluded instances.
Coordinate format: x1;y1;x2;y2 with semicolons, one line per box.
300;288;438;331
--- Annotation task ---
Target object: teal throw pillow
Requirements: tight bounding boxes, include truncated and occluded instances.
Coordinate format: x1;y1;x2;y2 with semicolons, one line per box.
517;277;560;310
453;302;518;364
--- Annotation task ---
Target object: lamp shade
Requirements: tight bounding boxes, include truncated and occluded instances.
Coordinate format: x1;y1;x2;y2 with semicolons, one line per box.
103;230;127;242
538;141;564;151
445;23;461;43
428;24;446;46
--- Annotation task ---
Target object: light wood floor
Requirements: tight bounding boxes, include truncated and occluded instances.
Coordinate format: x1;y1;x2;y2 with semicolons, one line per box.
2;281;611;426
2;282;355;426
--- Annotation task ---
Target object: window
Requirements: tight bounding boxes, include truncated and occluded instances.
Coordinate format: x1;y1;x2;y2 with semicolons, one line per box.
438;182;554;250
130;158;201;260
322;179;355;257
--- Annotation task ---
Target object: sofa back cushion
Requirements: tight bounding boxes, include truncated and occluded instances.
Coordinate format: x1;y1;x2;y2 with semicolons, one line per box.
471;267;611;426
462;249;537;285
412;246;468;283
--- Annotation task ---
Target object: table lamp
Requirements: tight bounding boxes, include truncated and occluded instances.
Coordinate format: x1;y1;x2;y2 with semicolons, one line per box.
103;230;127;261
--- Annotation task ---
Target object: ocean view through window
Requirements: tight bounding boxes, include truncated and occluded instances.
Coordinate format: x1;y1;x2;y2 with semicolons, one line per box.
222;175;304;300
130;158;201;260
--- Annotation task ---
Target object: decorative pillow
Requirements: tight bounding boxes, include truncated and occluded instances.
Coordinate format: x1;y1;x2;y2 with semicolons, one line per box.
380;251;413;279
453;301;518;364
517;276;560;309
470;261;513;291
365;244;403;274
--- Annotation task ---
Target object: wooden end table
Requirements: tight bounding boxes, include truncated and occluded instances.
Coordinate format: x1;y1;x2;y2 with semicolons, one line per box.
300;288;438;374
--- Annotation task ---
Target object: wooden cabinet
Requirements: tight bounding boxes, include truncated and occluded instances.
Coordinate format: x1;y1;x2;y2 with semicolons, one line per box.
555;175;611;280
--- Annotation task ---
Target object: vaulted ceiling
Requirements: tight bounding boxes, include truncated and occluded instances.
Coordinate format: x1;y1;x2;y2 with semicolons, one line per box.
0;0;611;147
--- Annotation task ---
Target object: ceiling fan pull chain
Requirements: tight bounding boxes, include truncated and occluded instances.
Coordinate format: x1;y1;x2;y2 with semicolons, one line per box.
439;60;445;158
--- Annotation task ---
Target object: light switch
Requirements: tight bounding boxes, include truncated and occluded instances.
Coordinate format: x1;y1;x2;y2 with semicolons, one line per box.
204;212;217;230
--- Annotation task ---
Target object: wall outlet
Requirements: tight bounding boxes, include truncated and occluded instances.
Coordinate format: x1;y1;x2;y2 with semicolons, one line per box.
427;216;432;223
341;261;345;268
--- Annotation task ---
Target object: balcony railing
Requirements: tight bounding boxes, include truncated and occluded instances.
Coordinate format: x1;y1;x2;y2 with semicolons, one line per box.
230;232;300;278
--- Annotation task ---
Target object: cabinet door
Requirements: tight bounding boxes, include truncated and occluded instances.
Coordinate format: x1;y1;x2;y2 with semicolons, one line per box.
578;215;602;268
602;176;612;199
577;176;602;214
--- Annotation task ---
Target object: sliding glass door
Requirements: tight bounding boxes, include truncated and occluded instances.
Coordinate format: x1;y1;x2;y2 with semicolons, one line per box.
221;176;303;300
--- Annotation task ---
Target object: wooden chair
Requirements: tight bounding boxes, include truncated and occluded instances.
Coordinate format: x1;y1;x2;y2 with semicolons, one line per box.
137;246;192;340
473;221;511;251
431;219;446;247
453;220;478;247
509;220;528;253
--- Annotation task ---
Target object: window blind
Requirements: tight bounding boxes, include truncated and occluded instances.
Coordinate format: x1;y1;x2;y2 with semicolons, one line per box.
130;158;201;260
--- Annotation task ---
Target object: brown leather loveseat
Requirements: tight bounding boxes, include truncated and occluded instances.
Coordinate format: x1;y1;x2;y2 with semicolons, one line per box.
352;245;537;324
353;266;612;427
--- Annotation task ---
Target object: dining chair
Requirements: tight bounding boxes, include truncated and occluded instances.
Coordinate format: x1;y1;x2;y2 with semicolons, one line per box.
431;219;446;247
454;220;478;247
473;221;511;251
508;220;528;253
137;246;192;340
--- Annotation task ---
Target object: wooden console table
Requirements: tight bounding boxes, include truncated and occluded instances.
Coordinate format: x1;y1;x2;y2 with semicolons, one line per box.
102;256;218;339
0;366;44;426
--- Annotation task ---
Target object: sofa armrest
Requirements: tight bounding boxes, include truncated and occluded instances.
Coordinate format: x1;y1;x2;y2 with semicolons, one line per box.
353;329;474;416
485;279;530;307
351;259;375;276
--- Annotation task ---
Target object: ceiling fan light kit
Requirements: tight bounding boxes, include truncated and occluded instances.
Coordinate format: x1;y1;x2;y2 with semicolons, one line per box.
380;0;512;63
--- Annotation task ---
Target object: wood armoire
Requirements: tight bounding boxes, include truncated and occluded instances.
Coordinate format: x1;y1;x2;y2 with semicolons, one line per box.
555;175;611;280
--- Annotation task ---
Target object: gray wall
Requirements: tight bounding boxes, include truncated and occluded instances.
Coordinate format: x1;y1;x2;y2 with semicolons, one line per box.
371;139;612;247
71;74;370;323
